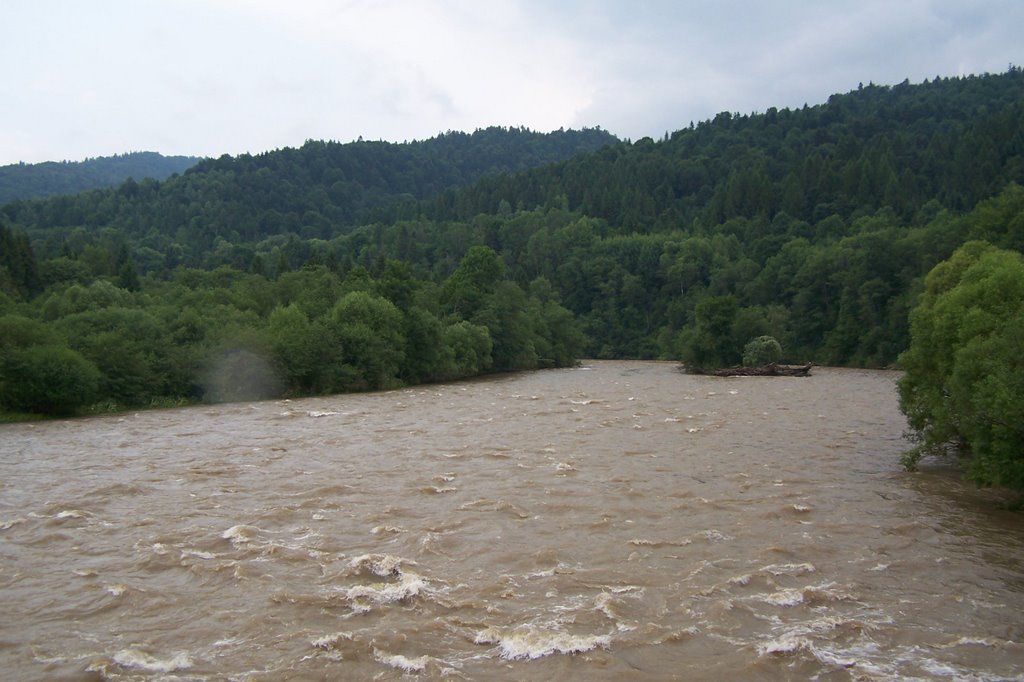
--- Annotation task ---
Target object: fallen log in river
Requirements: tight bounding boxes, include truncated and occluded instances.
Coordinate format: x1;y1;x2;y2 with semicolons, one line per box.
712;363;813;377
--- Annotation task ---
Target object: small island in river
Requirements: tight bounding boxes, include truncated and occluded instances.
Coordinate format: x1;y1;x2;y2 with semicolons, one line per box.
712;363;813;377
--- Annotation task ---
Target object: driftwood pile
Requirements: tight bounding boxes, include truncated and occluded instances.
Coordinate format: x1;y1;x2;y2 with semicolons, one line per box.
712;363;813;377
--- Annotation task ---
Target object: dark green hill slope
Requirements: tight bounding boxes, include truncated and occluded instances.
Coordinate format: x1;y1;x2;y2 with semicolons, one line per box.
1;127;617;265
416;70;1024;229
0;152;201;204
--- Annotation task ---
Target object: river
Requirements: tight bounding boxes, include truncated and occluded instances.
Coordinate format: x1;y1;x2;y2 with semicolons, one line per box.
1;361;1022;680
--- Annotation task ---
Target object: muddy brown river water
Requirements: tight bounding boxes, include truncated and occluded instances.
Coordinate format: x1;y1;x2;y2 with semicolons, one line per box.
1;361;1022;680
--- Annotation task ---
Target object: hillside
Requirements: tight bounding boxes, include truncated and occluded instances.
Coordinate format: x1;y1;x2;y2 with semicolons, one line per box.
2;70;1023;415
417;71;1024;228
1;127;618;266
0;152;201;204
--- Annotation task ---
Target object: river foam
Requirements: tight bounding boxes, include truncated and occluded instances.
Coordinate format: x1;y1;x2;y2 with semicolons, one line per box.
474;625;612;660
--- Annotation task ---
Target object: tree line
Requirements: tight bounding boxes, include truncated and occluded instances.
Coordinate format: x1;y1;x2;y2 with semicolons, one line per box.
0;151;200;204
0;127;617;267
0;243;583;414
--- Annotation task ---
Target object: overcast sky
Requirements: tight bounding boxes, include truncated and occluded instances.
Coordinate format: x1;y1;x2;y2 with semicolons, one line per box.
1;0;1020;165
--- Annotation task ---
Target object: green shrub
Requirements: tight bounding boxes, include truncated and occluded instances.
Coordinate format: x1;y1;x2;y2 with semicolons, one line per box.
742;335;783;366
898;241;1024;491
1;345;101;415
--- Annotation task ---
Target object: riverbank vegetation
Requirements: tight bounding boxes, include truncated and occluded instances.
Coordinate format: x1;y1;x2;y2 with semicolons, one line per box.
898;242;1024;492
0;240;584;416
1;69;1023;481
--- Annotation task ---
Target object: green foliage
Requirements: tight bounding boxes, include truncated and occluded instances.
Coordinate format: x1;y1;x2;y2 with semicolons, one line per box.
0;344;101;415
273;266;343;318
0;152;199;204
267;304;327;395
677;295;740;372
56;307;168;405
1;128;615;268
0;222;40;298
742;336;783;366
38;256;91;288
399;306;445;384
273;309;353;396
439;321;493;380
442;245;504;318
898;242;1024;490
41;280;134;319
0;313;60;350
529;292;588;367
471;280;541;371
330;291;406;390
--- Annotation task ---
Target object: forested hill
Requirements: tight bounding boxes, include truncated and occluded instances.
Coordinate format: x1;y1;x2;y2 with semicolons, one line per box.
0;127;618;265
2;70;1024;417
189;126;620;196
0;152;201;204
412;70;1024;228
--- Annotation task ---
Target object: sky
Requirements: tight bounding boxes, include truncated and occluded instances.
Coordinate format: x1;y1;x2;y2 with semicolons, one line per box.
1;0;1021;165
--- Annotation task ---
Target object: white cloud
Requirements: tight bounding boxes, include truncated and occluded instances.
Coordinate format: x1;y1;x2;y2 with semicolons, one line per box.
208;0;596;142
0;0;1020;164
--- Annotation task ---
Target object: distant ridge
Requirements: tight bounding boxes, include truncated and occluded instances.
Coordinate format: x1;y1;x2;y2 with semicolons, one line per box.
0;151;202;204
1;127;620;257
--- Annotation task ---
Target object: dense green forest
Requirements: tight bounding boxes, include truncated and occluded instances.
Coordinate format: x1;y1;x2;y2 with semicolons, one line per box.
0;127;617;267
0;152;201;204
1;71;1023;447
